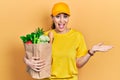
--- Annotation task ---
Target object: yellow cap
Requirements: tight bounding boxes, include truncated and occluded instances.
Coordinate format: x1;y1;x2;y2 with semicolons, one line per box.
52;2;70;16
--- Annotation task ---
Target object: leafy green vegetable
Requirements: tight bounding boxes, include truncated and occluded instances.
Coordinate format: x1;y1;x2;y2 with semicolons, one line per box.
20;27;45;44
20;36;28;43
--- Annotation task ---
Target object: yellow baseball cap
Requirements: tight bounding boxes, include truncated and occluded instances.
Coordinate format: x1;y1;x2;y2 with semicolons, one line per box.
52;2;70;16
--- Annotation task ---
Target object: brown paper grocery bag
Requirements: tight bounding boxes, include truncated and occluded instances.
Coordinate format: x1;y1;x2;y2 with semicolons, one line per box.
24;43;52;79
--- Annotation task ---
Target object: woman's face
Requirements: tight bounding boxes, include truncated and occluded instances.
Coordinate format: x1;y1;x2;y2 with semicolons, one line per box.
52;13;69;33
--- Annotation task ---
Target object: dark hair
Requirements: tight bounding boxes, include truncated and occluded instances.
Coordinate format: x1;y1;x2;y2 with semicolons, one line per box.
51;22;55;29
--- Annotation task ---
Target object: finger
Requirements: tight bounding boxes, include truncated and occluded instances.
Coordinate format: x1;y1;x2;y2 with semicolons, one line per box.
38;64;45;68
33;68;41;72
97;42;103;46
31;56;36;59
36;65;45;69
34;62;45;67
107;46;113;50
101;46;113;51
32;56;40;59
32;65;44;71
103;45;113;49
39;59;45;63
33;59;45;64
33;65;45;72
32;57;40;60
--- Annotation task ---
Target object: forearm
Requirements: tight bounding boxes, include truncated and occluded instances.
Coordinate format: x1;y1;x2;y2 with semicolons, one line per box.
76;50;95;68
76;43;113;68
76;53;91;68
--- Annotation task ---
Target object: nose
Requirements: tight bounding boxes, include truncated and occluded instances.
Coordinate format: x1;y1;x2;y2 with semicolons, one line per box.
59;16;64;23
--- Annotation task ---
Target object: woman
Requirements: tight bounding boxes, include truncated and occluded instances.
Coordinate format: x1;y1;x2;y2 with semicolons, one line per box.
24;2;112;80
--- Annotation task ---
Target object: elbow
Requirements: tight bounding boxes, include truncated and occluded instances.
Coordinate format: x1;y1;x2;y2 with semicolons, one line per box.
76;63;84;68
76;64;81;68
76;57;85;68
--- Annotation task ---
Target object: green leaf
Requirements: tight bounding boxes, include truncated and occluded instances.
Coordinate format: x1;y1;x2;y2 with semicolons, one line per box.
35;27;44;37
20;36;27;43
20;27;45;44
26;34;31;41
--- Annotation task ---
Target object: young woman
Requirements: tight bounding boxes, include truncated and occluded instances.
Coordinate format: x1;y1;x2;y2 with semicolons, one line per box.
24;2;113;80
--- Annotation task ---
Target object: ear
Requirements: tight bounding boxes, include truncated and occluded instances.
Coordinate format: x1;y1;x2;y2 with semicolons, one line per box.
51;15;54;22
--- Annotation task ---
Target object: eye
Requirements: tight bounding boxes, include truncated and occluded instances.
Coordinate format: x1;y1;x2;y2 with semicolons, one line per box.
64;14;68;18
55;15;60;18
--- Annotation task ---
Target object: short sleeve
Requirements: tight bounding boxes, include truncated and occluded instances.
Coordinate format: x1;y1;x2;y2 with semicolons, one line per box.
44;29;54;35
44;30;50;35
76;33;88;58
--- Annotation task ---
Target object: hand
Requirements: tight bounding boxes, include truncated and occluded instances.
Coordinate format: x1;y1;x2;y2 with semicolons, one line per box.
25;57;45;72
90;43;113;53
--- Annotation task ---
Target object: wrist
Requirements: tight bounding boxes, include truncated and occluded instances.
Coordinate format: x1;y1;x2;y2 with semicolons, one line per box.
88;49;96;56
24;57;29;65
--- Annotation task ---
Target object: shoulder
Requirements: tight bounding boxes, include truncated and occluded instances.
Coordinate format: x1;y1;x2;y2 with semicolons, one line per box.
71;29;84;37
44;29;55;35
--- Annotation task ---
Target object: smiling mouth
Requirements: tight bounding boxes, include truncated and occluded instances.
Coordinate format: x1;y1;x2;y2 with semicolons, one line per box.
58;24;65;29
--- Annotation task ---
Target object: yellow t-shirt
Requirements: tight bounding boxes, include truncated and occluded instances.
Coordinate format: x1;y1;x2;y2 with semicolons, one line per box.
45;29;87;79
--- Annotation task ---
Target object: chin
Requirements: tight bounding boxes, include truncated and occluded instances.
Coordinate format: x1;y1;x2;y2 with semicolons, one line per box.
58;28;65;32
